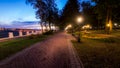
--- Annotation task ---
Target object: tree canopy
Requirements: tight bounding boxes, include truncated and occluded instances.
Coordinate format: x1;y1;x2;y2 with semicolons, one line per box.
92;0;120;31
26;0;59;30
26;0;120;31
60;0;80;29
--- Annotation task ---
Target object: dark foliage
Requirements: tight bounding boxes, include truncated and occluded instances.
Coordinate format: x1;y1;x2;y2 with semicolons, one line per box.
60;0;80;30
92;0;120;29
42;30;54;35
81;1;104;30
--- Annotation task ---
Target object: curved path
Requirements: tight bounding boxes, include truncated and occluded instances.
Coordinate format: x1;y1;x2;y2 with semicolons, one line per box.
0;32;83;68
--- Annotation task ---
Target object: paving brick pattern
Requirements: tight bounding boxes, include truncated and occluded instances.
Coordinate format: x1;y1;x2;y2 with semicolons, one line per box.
0;32;82;68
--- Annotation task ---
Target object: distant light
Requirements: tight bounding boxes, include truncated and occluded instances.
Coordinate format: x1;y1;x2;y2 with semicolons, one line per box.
107;23;110;27
68;24;72;28
114;23;118;26
82;26;85;29
51;26;56;30
65;24;72;30
86;24;90;28
89;26;92;29
82;24;92;29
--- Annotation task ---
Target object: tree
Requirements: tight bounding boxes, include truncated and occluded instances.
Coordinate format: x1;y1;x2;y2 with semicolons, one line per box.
60;0;80;30
81;1;104;30
26;0;59;30
92;0;120;33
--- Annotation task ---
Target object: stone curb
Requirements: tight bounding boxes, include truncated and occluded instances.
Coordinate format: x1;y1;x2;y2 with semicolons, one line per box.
66;34;84;68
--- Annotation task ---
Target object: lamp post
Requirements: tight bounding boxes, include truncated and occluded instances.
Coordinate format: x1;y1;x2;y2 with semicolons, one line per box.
77;17;83;42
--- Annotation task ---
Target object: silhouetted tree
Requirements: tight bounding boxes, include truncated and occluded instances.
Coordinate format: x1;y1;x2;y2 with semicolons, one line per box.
26;0;59;30
81;1;104;30
60;0;80;30
92;0;120;32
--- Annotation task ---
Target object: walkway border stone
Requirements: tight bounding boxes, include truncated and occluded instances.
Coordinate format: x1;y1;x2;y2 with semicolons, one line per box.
66;34;84;68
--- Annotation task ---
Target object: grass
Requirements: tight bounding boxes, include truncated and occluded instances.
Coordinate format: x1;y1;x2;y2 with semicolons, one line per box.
72;30;120;68
0;34;49;60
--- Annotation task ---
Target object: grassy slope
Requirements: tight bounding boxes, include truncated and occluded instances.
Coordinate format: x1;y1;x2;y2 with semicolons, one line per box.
72;30;120;68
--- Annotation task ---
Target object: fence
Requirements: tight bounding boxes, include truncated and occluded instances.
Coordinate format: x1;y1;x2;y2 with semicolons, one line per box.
0;30;44;41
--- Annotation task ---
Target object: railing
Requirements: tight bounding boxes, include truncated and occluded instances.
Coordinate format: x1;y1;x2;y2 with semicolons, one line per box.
0;30;44;41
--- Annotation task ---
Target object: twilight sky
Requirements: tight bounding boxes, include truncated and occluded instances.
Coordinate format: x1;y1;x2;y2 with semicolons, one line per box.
0;0;91;29
0;0;67;25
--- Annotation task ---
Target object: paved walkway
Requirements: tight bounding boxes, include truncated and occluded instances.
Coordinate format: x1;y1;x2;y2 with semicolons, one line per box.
0;32;83;68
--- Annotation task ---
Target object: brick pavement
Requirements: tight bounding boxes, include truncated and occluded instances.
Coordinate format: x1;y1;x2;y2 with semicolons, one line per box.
0;32;83;68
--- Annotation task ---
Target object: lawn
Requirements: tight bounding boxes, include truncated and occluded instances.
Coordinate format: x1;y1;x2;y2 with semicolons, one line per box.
72;30;120;68
0;34;49;60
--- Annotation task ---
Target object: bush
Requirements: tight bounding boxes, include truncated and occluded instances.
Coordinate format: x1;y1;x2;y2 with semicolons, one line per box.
43;30;54;35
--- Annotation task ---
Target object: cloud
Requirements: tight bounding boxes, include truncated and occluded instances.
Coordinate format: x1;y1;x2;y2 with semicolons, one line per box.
21;15;39;21
22;24;41;29
17;18;23;21
0;20;13;25
0;21;40;29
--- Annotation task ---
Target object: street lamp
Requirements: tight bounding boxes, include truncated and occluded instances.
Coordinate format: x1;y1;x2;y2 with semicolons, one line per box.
114;23;118;26
76;16;83;42
107;23;110;27
77;17;83;24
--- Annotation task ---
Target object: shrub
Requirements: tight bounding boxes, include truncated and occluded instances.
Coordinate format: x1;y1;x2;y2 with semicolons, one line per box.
43;30;54;35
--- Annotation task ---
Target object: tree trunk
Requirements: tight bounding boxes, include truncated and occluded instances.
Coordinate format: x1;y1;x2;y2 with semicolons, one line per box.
40;22;43;33
108;8;113;33
44;22;48;31
105;8;109;31
48;22;51;30
105;7;113;34
109;18;112;32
